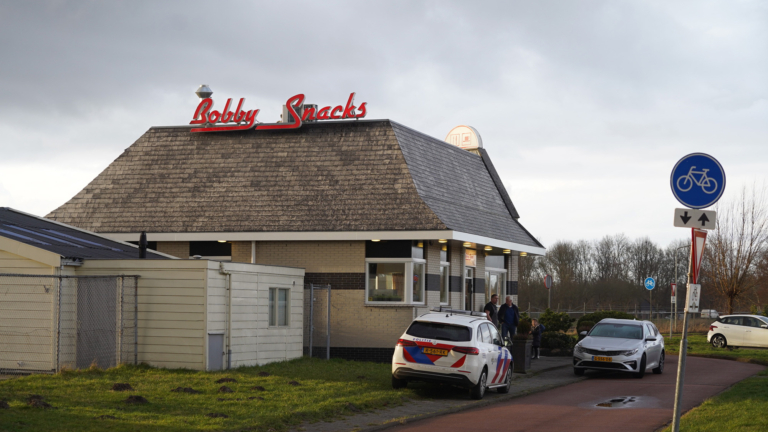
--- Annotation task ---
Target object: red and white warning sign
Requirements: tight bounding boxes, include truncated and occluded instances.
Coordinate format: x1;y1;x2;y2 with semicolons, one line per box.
691;229;707;284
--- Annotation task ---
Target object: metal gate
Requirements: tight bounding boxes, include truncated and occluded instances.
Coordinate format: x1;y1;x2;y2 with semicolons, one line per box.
304;283;331;359
0;274;138;374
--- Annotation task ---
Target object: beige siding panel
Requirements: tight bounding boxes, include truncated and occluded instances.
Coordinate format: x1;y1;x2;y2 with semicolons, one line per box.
0;237;60;270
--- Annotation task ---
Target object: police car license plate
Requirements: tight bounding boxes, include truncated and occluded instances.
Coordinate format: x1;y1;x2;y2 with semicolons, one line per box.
422;348;448;356
593;356;612;362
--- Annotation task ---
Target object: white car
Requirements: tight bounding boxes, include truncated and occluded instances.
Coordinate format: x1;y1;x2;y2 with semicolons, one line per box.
573;318;665;379
391;308;513;400
708;315;768;349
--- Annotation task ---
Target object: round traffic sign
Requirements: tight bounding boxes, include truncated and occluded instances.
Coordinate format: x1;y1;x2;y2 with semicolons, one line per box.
644;277;656;291
670;153;725;209
544;274;552;290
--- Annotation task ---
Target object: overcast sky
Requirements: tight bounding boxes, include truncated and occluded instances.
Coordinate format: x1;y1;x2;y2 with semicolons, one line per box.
1;1;765;248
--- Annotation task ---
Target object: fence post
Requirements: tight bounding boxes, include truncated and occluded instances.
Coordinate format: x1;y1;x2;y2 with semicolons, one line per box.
309;283;314;358
55;276;63;372
118;276;124;366
326;284;331;360
134;276;138;365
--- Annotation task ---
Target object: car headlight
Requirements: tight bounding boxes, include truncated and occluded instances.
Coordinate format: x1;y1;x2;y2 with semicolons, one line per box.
575;344;586;354
621;348;639;356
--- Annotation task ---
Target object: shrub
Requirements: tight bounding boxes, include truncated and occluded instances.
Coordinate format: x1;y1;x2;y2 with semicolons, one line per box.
577;320;595;333
541;332;576;351
764;304;768;317
539;309;575;333
576;311;635;330
514;317;533;340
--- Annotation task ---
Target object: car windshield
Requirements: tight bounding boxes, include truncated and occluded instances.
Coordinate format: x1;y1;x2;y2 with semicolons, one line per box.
588;323;643;340
406;322;472;342
758;317;768;326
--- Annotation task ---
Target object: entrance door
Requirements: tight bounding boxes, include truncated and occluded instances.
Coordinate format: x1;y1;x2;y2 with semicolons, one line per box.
208;334;224;370
464;267;474;311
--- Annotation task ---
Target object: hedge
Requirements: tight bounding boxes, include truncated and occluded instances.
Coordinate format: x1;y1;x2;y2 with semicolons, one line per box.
576;311;634;330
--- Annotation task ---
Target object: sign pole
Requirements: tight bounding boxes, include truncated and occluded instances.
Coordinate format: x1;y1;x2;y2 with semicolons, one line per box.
671;230;694;432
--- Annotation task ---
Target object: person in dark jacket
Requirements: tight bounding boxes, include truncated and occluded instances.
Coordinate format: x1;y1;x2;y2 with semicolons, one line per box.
531;319;546;359
484;294;499;326
498;296;519;342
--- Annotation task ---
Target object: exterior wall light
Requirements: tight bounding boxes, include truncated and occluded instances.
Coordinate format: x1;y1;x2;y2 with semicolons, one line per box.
417;241;423;248
503;249;511;254
463;242;472;248
371;239;380;242
438;239;448;243
218;240;227;243
519;252;528;257
484;246;492;251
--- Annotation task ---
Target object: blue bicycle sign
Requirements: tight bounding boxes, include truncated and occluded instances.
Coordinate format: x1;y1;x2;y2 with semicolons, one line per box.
671;153;725;209
644;277;656;291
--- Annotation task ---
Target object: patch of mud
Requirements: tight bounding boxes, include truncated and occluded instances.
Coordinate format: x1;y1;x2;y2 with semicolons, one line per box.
218;386;234;393
111;383;133;391
248;396;264;400
124;395;149;404
250;386;266;391
206;412;229;418
216;378;237;383
258;371;270;377
96;415;117;420
171;387;200;394
0;400;9;409
288;381;301;386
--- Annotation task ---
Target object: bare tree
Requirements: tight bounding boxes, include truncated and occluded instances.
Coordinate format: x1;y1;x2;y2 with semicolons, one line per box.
708;185;768;314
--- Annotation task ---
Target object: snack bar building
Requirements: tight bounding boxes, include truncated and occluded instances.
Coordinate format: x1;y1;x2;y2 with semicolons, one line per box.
47;117;544;362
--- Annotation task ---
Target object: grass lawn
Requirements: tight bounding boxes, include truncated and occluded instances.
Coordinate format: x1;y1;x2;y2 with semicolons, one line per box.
664;333;768;366
0;357;423;432
661;333;768;431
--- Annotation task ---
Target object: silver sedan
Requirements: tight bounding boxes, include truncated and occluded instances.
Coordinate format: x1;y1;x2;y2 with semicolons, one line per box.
573;318;665;379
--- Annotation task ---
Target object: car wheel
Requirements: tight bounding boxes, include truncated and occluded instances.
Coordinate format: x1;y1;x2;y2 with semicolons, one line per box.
711;334;727;349
653;350;664;374
497;366;513;394
633;354;646;379
392;376;407;389
574;367;585;376
470;369;487;400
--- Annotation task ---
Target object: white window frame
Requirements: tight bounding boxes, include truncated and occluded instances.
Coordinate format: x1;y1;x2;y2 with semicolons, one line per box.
486;267;506;300
365;258;426;306
440;261;450;305
269;287;291;327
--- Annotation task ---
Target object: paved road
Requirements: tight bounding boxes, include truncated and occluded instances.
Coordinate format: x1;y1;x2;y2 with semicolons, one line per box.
391;355;764;432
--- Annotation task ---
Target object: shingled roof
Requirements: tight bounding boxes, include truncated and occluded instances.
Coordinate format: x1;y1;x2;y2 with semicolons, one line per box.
47;120;542;249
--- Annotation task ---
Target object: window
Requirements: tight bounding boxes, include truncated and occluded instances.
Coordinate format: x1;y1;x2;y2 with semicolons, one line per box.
489;324;503;346
269;288;290;327
406;322;471;342
366;259;426;304
440;264;449;304
479;324;491;344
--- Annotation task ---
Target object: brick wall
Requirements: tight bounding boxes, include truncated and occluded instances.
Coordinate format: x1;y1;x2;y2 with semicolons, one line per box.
231;241;252;263
252;241;365;273
156;241;189;259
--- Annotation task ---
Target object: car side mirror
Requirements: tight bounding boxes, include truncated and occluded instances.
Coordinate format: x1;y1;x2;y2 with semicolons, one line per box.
645;337;656;342
580;331;587;336
762;325;768;329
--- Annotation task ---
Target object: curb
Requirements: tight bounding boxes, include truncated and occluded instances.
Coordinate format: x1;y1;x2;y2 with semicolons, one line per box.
359;364;581;432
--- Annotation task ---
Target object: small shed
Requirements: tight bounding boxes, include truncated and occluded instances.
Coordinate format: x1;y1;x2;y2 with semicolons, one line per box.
0;208;304;372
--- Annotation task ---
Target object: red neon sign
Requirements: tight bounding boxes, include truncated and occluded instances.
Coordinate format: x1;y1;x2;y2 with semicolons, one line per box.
190;93;367;133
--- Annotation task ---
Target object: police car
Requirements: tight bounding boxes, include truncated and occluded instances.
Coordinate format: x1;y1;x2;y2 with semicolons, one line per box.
391;308;513;399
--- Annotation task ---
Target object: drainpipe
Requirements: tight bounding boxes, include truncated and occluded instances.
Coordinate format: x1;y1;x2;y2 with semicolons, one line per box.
219;262;232;369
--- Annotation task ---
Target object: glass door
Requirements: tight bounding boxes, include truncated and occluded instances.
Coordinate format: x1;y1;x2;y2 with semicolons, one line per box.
464;267;474;311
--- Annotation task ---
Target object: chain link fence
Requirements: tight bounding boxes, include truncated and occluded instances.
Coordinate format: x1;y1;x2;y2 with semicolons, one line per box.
0;274;138;374
303;283;331;359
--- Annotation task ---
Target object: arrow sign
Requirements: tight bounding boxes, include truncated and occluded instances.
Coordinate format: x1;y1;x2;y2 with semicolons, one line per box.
674;208;716;230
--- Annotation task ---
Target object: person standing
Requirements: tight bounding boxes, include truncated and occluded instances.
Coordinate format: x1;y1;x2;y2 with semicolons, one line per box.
498;296;519;342
531;318;546;359
484;294;499;326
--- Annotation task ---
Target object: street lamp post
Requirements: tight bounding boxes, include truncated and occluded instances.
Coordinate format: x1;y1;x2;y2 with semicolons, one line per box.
673;245;689;337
